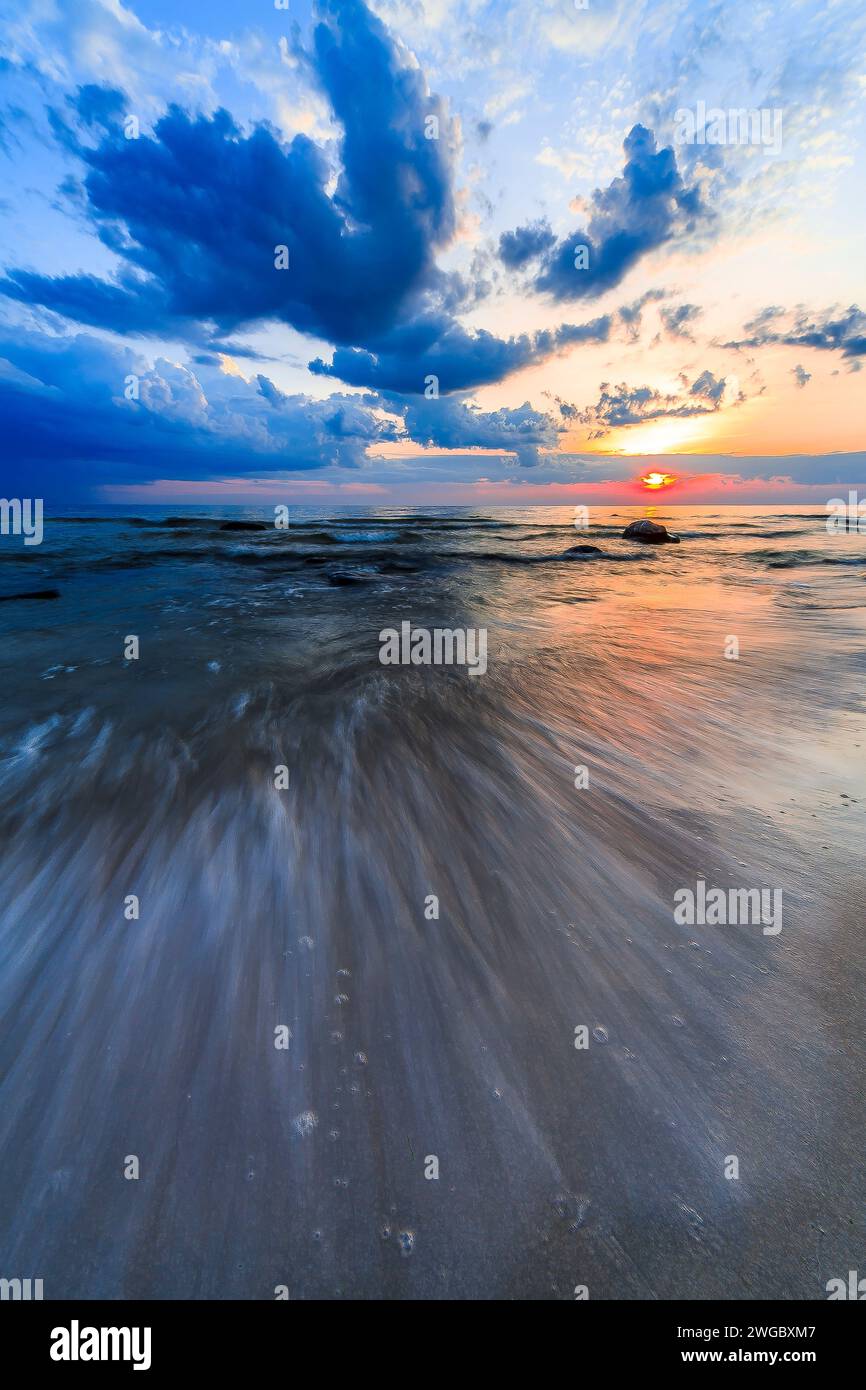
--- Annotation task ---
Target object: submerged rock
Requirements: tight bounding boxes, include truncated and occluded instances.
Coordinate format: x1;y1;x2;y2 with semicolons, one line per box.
562;544;604;558
622;520;680;544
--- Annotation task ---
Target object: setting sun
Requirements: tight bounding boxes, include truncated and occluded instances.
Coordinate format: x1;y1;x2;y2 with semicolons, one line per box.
639;471;677;490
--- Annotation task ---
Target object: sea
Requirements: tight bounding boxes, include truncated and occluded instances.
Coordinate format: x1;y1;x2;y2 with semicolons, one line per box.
0;504;864;1297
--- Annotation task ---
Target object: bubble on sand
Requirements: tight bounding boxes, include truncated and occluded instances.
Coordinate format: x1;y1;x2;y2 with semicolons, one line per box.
397;1230;415;1256
294;1110;318;1137
355;1051;368;1065
592;1026;609;1043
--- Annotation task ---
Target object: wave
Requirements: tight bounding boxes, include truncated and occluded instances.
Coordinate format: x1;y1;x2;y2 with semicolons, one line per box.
29;539;667;578
757;549;866;568
751;529;810;538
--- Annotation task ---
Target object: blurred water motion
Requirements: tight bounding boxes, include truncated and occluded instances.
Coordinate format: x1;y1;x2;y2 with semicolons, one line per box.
0;505;864;1298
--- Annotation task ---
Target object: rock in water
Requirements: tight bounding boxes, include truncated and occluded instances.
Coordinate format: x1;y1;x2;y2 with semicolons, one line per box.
562;544;604;558
622;520;680;544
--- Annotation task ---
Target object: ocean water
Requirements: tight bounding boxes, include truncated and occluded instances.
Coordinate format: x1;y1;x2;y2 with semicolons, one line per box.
0;504;864;1298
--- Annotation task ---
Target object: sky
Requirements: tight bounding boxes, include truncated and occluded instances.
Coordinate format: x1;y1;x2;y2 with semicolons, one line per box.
0;0;864;505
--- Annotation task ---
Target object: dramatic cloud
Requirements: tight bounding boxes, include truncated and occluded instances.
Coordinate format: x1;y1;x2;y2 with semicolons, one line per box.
380;392;561;467
0;0;625;401
309;312;612;393
1;0;457;347
577;369;731;436
0;328;402;492
0;0;862;498
0;325;574;491
498;125;706;302
722;305;866;359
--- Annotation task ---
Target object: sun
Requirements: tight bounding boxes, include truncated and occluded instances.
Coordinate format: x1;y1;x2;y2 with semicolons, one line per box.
639;471;677;490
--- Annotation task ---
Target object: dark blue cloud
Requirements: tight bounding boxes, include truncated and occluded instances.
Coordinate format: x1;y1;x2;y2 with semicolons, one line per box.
0;329;400;495
0;0;659;410
0;327;570;494
499;221;557;270
0;269;173;335
499;125;706;301
722;304;866;358
72;84;126;131
377;391;560;467
1;0;456;348
0;0;633;402
577;369;730;435
309;312;612;393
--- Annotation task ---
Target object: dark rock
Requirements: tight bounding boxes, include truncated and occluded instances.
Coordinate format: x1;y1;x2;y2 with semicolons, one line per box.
0;588;61;602
562;544;604;557
622;520;680;544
